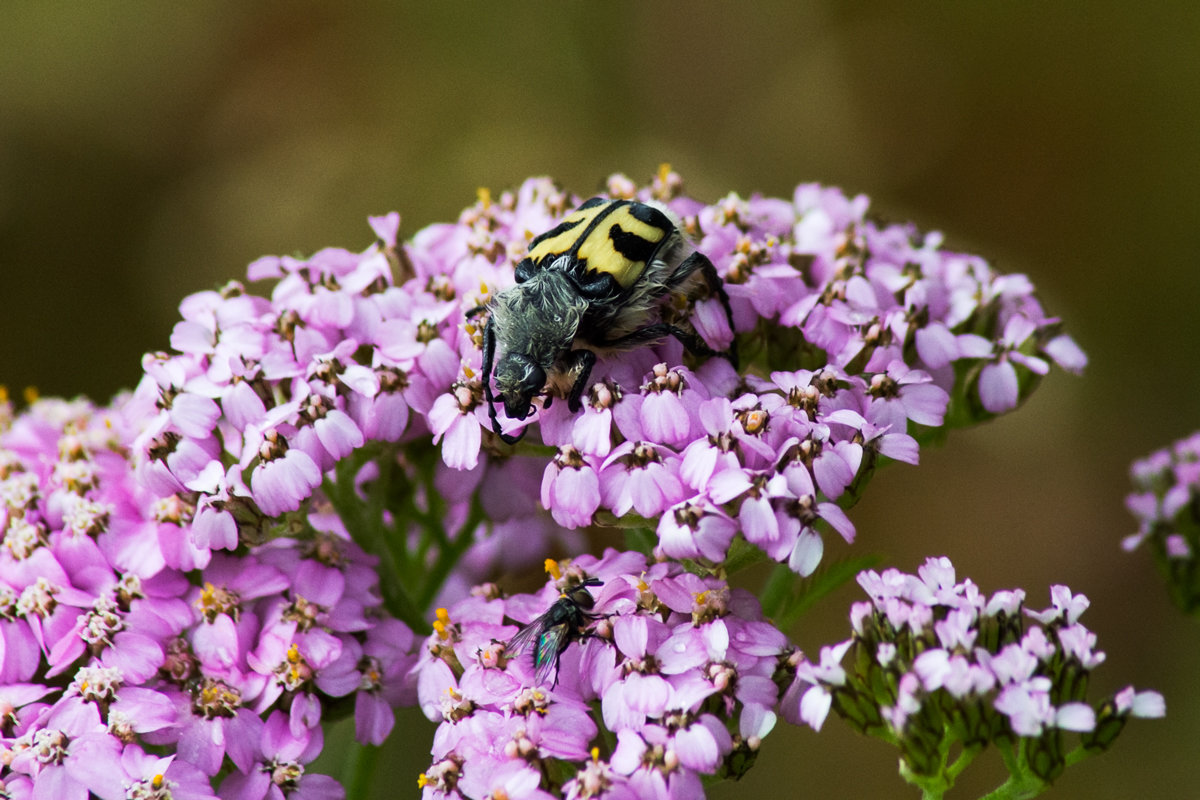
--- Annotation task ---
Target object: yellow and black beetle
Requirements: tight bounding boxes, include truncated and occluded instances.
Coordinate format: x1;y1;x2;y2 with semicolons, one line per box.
479;196;737;444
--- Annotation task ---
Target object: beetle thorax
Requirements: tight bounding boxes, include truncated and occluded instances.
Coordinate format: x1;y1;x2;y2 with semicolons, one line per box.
492;271;587;367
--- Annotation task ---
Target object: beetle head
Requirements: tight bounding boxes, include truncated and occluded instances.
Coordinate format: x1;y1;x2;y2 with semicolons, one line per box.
494;352;546;420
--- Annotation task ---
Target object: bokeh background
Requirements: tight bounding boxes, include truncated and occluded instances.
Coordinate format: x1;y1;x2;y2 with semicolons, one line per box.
3;3;1198;797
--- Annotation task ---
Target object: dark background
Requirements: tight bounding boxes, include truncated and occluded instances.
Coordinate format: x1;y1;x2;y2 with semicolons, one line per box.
2;4;1197;797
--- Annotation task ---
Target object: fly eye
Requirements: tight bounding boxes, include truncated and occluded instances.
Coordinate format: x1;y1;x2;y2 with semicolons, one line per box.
567;585;597;609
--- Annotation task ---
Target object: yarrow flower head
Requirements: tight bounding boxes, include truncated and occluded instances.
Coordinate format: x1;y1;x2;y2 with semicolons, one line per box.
1124;430;1200;613
121;167;1083;586
0;168;1092;798
782;557;1163;792
0;392;418;798
414;550;790;800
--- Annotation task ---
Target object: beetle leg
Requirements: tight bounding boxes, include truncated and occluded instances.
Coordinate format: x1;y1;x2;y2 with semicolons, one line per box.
599;322;725;361
482;319;526;444
514;257;538;283
565;349;598;413
673;251;739;368
481;319;502;434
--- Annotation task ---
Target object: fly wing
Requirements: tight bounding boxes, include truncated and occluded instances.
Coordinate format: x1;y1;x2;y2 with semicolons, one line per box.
534;622;570;686
506;615;544;657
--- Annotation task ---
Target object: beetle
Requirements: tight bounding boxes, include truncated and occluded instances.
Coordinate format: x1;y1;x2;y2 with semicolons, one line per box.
479;196;737;443
506;577;602;686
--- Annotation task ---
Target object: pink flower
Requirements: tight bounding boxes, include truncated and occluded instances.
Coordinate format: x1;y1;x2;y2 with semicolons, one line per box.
540;447;601;529
428;384;485;471
250;442;322;517
599;442;685;519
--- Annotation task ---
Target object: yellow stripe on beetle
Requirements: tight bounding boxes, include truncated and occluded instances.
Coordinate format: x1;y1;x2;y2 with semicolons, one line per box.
575;206;667;288
526;203;610;266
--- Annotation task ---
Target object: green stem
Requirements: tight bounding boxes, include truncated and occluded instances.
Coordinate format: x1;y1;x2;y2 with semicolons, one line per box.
898;759;951;800
980;740;1047;800
416;494;487;611
946;743;981;782
896;721;990;800
324;446;430;634
384;580;432;636
342;741;380;800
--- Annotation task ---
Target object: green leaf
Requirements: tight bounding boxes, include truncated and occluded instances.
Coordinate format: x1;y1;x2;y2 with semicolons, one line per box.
723;535;768;575
773;553;883;631
623;526;657;556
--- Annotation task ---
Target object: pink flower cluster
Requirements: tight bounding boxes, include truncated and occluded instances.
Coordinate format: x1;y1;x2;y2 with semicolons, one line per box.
0;394;416;799
0;169;1100;799
1125;430;1200;612
129;169;1085;587
783;557;1164;781
525;174;1086;575
414;550;788;800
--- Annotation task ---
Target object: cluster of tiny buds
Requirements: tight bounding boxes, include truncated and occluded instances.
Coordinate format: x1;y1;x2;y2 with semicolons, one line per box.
1125;430;1200;612
784;558;1164;783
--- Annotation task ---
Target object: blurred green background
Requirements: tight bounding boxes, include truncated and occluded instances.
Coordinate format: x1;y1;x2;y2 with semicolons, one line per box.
2;3;1198;798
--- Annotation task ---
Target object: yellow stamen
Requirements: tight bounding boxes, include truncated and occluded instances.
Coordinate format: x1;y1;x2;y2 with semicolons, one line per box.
22;386;38;405
417;773;430;788
657;163;672;184
544;559;563;581
463;364;476;379
433;608;452;640
476;187;492;208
